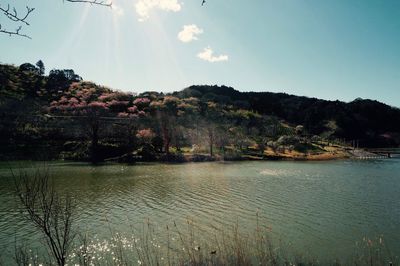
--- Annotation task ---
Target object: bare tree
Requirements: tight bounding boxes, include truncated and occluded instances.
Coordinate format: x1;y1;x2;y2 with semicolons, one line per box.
13;168;75;266
1;0;111;39
0;4;34;38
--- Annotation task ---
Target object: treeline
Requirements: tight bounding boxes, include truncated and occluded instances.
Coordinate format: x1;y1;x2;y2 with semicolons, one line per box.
1;62;399;162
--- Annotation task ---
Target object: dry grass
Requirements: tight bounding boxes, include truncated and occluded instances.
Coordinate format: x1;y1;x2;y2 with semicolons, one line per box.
5;217;400;266
263;146;350;161
70;220;399;266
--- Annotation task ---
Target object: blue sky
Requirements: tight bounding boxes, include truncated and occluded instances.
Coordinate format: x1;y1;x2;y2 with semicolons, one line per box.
1;0;399;107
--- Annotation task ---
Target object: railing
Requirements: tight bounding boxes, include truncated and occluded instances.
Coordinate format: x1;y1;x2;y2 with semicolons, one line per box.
363;148;400;158
364;148;400;153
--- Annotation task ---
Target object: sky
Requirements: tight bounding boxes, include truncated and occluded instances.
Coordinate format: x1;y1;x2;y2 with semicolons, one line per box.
1;0;399;107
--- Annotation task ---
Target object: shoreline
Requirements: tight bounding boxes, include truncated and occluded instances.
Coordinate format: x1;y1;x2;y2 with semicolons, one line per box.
3;149;395;165
83;151;353;164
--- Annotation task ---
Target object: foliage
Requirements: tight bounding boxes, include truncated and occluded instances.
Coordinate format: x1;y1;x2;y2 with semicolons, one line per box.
1;62;400;162
176;85;400;146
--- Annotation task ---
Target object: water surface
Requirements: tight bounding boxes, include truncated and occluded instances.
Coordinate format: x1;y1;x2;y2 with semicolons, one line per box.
0;159;399;261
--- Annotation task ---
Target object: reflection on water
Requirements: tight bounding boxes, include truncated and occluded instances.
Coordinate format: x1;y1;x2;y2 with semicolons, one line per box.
0;159;399;260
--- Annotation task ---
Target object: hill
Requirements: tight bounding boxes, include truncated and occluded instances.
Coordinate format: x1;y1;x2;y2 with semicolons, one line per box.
174;85;400;147
1;62;399;162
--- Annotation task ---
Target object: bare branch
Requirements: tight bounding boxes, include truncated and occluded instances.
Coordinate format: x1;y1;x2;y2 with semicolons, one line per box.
13;168;76;266
0;3;34;38
0;24;31;39
0;0;111;39
0;4;35;25
65;0;112;7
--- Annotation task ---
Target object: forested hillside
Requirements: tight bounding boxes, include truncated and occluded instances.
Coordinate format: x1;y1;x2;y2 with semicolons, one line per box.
176;85;400;145
1;62;399;162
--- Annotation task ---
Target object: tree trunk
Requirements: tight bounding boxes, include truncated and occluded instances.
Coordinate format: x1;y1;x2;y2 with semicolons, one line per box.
90;121;99;164
208;129;214;157
162;124;170;155
164;139;170;155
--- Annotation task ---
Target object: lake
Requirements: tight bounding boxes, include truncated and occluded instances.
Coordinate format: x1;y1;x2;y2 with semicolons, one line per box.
1;159;399;262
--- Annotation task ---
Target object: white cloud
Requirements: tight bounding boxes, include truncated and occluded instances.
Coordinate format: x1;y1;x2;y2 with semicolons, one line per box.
178;24;203;43
197;47;229;63
135;0;182;21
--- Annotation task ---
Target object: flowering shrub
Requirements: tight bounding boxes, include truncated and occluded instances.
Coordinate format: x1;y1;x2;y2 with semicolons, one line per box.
127;106;138;113
88;101;108;109
136;129;155;145
98;92;133;102
133;98;150;106
117;112;138;119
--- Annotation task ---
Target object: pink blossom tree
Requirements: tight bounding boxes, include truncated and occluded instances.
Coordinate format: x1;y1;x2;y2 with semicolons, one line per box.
48;82;128;162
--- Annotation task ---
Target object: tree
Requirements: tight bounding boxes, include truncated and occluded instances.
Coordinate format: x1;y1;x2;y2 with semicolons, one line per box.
200;101;226;157
18;63;37;73
227;108;261;152
84;102;111;163
249;116;278;155
173;97;201;151
47;82;144;163
150;96;180;156
0;4;34;38
46;69;83;95
48;82;113;163
17;63;42;97
14;168;75;266
36;60;45;76
1;1;111;39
